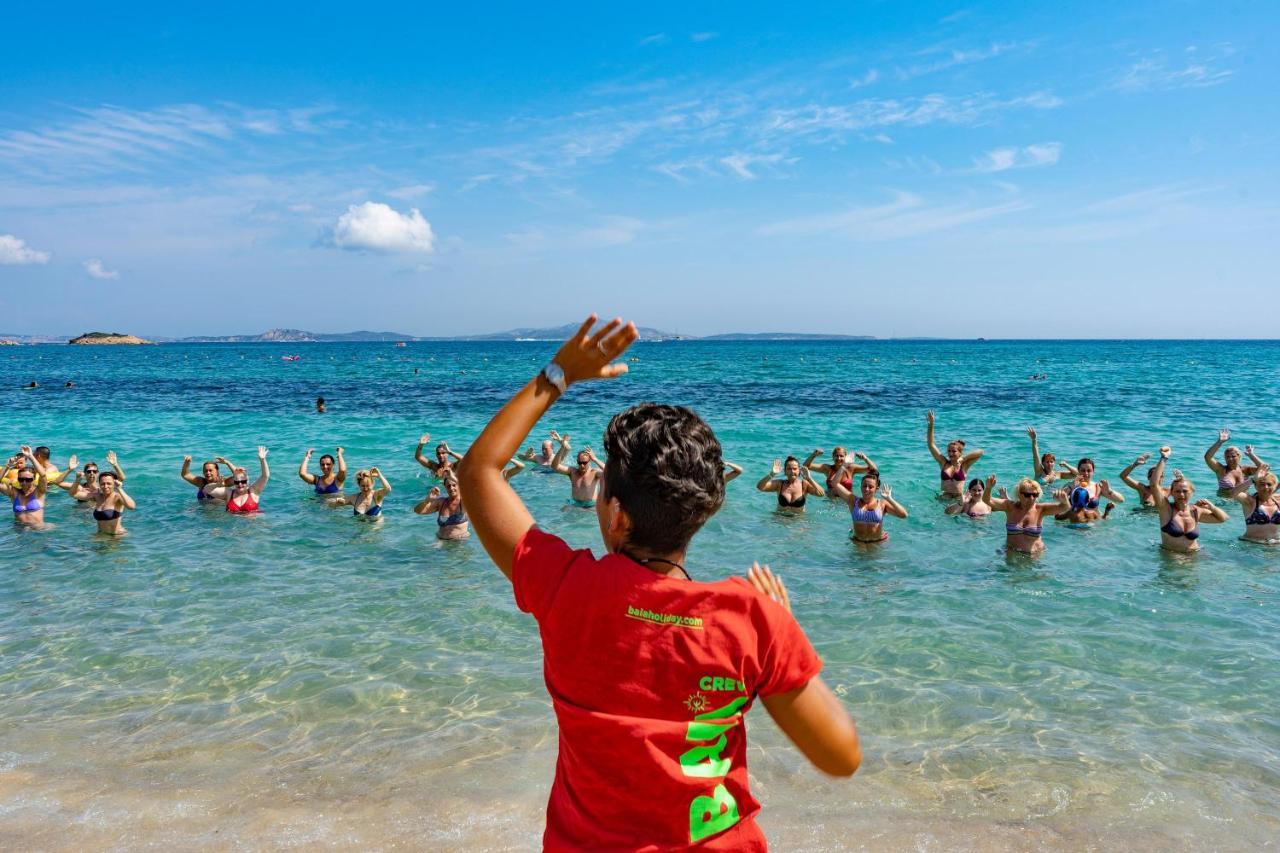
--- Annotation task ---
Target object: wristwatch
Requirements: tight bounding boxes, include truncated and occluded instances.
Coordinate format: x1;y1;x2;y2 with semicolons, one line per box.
542;361;567;394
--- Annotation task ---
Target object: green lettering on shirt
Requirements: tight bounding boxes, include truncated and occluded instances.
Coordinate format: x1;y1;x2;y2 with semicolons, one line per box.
689;784;740;842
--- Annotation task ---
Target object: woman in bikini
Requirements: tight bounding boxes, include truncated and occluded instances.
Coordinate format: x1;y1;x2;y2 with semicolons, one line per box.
415;473;469;539
803;447;875;494
181;455;236;503
983;475;1070;556
830;471;907;543
1027;427;1066;486
1147;448;1227;552
927;411;984;497
416;433;464;477
0;447;49;528
1204;430;1265;494
327;468;391;520
1054;458;1125;522
226;447;270;514
1227;464;1280;544
299;447;346;496
91;470;136;536
756;456;825;512
945;478;991;517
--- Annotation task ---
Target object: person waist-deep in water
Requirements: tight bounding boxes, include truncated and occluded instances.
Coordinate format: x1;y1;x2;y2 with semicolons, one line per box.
457;315;860;851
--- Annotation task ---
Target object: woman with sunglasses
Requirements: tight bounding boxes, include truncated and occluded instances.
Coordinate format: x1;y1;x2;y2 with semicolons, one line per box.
181;455;237;503
1;447;49;527
327;467;392;519
226;447;270;514
299;447;346;495
55;450;127;502
830;470;907;543
926;410;984;497
91;470;136;536
415;473;469;539
1226;463;1280;545
983;475;1071;556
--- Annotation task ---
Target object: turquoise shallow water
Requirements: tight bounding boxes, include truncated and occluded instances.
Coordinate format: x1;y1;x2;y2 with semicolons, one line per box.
1;340;1278;850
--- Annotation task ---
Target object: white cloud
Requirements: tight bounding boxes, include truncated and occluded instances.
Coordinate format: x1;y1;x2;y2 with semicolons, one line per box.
850;69;880;89
758;190;1029;241
82;259;120;279
329;202;435;254
1113;49;1234;92
896;42;1025;80
386;183;436;200
0;234;50;265
639;33;669;46
972;142;1062;172
690;32;718;43
720;152;787;180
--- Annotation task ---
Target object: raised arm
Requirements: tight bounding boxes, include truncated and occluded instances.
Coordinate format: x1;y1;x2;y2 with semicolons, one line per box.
961;448;985;469
456;315;638;580
0;460;15;498
116;484;137;512
550;434;573;476
1204;429;1228;475
1244;444;1266;471
879;483;907;519
180;455;203;486
1120;453;1150;492
413;486;444;514
722;460;743;483
53;454;80;488
803;449;826;472
371;467;391;501
415;434;436;471
1039;488;1072;515
851;451;877;475
800;467;826;497
503;458;526;481
443;442;464;463
335;447;347;485
252;447;270;494
925;411;946;465
1148;449;1170;514
1098;478;1125;503
1028;427;1042;477
298;449;317;483
106;450;126;483
756;461;782;493
1227;470;1258;506
983;475;1013;513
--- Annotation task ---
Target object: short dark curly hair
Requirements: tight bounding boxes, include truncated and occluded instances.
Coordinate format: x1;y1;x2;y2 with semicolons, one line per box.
602;403;725;554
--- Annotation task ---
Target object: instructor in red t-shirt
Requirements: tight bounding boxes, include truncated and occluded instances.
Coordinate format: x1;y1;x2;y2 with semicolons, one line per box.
458;315;861;850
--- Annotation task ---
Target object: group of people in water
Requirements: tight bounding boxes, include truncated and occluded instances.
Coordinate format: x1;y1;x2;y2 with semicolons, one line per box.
4;418;1277;552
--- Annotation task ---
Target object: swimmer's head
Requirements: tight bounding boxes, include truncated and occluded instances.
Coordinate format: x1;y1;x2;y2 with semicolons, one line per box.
231;468;250;491
1224;446;1241;465
832;446;847;463
98;470;117;493
355;470;372;491
444;474;460;497
967;478;984;498
1169;478;1194;503
319;454;335;470
83;462;99;481
577;451;591;468
34;446;50;462
435;443;449;462
1041;452;1055;471
784;456;801;479
1255;471;1278;496
1015;477;1042;505
202;461;219;480
946;440;965;461
860;472;879;497
541;439;554;455
1076;458;1095;478
599;403;724;556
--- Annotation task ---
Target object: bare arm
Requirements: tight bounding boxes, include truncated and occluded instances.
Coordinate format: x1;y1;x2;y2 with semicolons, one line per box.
983;475;1013;513
1149;453;1170;521
1204;431;1227;475
415;434;437;471
251;447;270;495
756;461;782;493
335;447;347;485
1028;427;1042;478
116;486;137;511
456;316;637;580
298;450;316;483
879;485;907;519
801;468;826;497
180;456;203;486
106;450;125;483
373;469;391;502
803;449;826;473
503;458;526;481
1120;454;1149;492
925;411;946;465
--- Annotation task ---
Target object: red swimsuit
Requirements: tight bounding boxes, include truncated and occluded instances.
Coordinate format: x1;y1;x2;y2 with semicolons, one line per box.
226;492;260;513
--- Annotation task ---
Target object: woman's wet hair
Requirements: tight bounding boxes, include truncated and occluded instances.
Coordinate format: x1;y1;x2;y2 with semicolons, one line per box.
1076;457;1095;470
1015;477;1042;498
319;454;335;465
1255;471;1278;489
862;472;880;488
602;403;724;554
967;478;984;491
784;455;799;469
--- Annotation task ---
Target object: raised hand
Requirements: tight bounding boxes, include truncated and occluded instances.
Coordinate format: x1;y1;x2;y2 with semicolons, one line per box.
1159;446;1171;459
257;446;268;459
880;483;893;500
1172;468;1184;481
1135;453;1150;465
1027;426;1037;439
926;410;936;427
746;562;790;613
335;447;344;456
419;433;431;445
1245;444;1255;455
1194;499;1215;511
986;474;998;493
813;447;824;457
305;448;314;457
1219;428;1230;443
106;450;117;465
771;459;782;476
551;314;640;387
428;486;441;499
184;455;193;463
67;454;78;470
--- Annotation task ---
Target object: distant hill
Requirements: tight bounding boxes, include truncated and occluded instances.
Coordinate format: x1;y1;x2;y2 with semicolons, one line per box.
442;322;681;342
179;328;416;343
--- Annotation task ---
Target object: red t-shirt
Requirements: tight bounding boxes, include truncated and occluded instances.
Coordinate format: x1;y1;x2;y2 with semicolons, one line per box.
512;527;823;851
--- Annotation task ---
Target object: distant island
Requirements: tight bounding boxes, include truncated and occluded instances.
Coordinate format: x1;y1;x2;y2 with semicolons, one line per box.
69;332;154;345
2;325;886;344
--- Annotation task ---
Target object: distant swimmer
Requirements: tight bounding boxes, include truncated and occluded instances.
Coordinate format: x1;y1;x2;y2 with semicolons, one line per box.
23;381;38;389
1054;458;1125;522
328;468;391;519
300;447;346;495
1148;448;1226;552
1118;453;1161;508
983;476;1070;556
415;474;469;539
91;470;135;536
1027;427;1067;486
315;396;326;414
520;430;570;468
551;435;604;507
926;411;983;497
55;451;127;502
756;456;824;512
1;447;49;527
723;460;744;483
945;478;992;518
804;447;875;494
1226;464;1280;545
415;433;463;477
1204;429;1265;493
64;381;74;389
830;470;907;543
226;447;270;514
182;455;235;503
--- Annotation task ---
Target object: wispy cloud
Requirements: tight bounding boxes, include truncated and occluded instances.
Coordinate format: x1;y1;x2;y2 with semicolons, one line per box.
386;183;436;200
849;69;880;89
971;142;1062;172
758;190;1029;240
720;152;788;180
1112;47;1235;92
639;33;669;46
83;258;119;279
690;32;718;43
0;234;51;264
505;216;646;252
896;41;1027;80
0;103;338;177
327;201;435;254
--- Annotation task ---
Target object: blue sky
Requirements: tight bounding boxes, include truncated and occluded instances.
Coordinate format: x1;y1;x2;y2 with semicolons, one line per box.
1;1;1276;337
